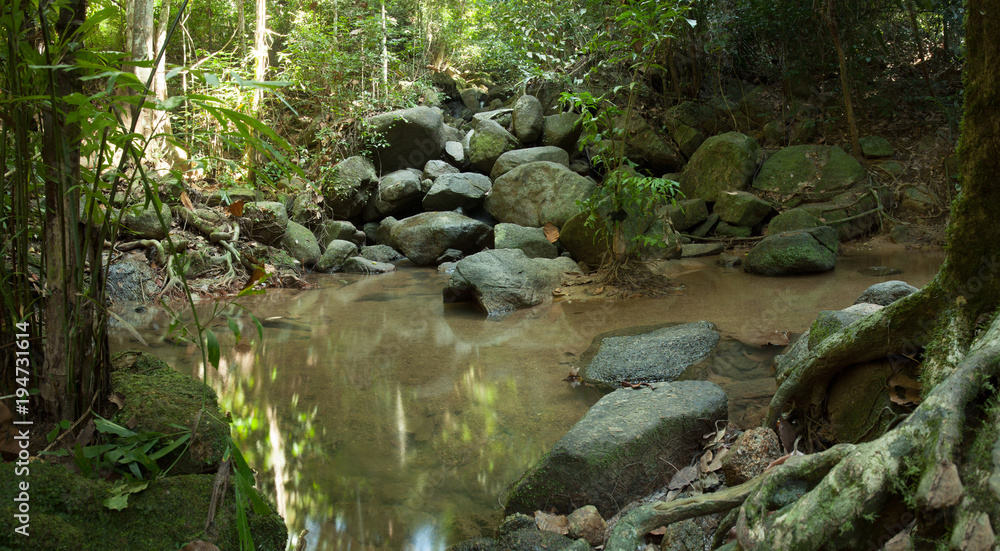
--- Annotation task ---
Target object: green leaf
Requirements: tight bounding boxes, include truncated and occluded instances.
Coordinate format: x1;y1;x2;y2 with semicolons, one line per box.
154;96;185;110
227;315;242;341
94;415;138;438
206;329;220;369
103;493;130;510
204;73;220;87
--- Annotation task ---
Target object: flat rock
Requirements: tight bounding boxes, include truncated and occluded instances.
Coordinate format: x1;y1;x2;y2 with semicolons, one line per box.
443;249;578;316
854;280;919;306
743;226;838;276
391;211;493;266
681;243;725;257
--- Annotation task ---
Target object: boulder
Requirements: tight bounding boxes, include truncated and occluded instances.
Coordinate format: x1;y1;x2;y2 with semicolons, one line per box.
580;321;720;387
690;213;719;238
720;427;783;485
365;106;445;173
767;208;823;235
860;136;893;158
558;211;608;267
490;146;570;180
715;222;752;238
512;94;544;144
360;244;404;263
121;201;171;239
374;216;399;248
666;199;709;231
669;122;705;159
542;112;583;152
504;381;728;516
752;145;865;204
743;226;838;276
614;114;685;173
493;223;558;259
472;108;513;127
365;169;423;219
713;191;772;227
460;88;484;112
341;256;397;274
390;211;493;266
682;243;725;257
422;159;460;181
289;192;323;227
444;140;466;166
316;220;364;249
315;239;358;273
422;172;492;212
486;161;597;227
280;220;321;267
808;303;884;349
679;132;760;202
854;280;920;306
106;253;160;304
442;249;578;316
469;119;519;174
567;506;606;548
240;201;288;245
320;156;378;219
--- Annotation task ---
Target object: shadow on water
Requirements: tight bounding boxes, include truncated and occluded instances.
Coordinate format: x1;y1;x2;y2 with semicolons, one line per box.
110;247;943;550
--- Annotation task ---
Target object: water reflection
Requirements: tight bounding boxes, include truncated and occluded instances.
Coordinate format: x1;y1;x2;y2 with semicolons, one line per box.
110;247;943;550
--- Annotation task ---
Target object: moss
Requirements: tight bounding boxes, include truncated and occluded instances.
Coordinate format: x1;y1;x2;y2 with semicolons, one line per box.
0;461;286;550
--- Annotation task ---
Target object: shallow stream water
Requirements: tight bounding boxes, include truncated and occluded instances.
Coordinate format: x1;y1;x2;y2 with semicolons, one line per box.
110;247;944;550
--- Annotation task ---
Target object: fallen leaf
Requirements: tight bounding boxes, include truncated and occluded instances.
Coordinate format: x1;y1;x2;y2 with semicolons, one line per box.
242;266;268;291
125;415;138;430
699;450;713;472
552;288;567;297
593;286;604;295
668;465;700;491
535;510;569;535
109;391;126;409
649;526;667;536
888;372;922;405
226;199;246;217
180;191;195;211
543;222;560;243
702;472;720;487
706;447;728;471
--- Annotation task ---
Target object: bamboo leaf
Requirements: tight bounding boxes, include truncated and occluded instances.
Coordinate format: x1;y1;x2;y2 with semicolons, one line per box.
206;329;220;369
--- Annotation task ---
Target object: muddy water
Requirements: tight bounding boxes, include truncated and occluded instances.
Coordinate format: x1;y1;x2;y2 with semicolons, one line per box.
110;247;943;551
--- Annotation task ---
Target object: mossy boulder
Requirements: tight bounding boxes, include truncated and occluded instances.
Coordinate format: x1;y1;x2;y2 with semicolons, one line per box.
807;303;884;349
486;161;596;227
494;223;558;259
665;199;709;231
281;220;321;268
121;201;172;239
752;145;865;205
715;221;752;238
110;351;229;474
503;381;728;517
315;239;359;273
541;112;583;153
558;211;609;267
442;249;579;316
615;114;685;173
390;211;493;266
859;136;893;158
316;220;364;249
490;146;569;180
679;132;761;202
240;202;289;246
713;191;772;227
365;106;446;173
320;156;378;220
469;118;519;174
512;94;544;144
743;226;838;276
0;461;286;550
768;208;823;235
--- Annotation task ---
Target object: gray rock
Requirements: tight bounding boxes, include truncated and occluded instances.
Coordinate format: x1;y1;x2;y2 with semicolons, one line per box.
493;223;558;259
289;193;322;227
542;112;583;152
320;156;378;219
808;303;884;348
360;244;404;263
490;146;570;180
315;240;359;273
443;249;578;316
768;208;823;235
743;226;838;276
512;94;544;144
854;280;919;306
390;211;493;266
581;321;720;387
460;88;484;112
365;106;446;173
241;201;289;245
472;108;514;127
689;213;719;238
106;254;159;304
444;141;466;166
122;201;172;239
316;220;363;249
422;159;460;181
366;169;423;219
486;161;597;227
666;199;709;231
504;380;728;516
714;221;752;238
469;119;519;174
341;256;397;274
681;243;724;257
720;427;782;485
860;136;893;158
679;132;760;202
713;191;772;227
281;220;321;267
422;172;492;211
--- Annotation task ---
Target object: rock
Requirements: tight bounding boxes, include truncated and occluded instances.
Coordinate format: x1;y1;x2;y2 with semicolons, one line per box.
436;248;465;263
490;146;570;180
718;253;742;267
289;192;323;227
317;220;364;249
808;303;883;349
365;169;423;219
469;118;519;174
121;201;172;239
679;132;761;202
689;213;719;238
767;208;823;235
206;185;258;207
341;256;397;274
681;243;724;257
763;120;785;146
315;240;358;272
859;135;893;158
713;191;772;227
472;108;513;127
390;211;492;266
616;114;685;173
422;159;460;181
365;106;445;173
900;185;938;217
460;87;484;112
106;254;160;304
558;211;608;266
360;244;404;263
752;145;865;204
422;172;492;211
542;112;583;152
321;156;378;219
504;381;728;516
280;220;321;267
567;506;606;548
877;160;905;177
666;199;709;231
580;321;720;387
859;266;903;277
512;94;544;144
743;226;838;276
374;216;399;248
669;122;706;159
444;140;466;166
714;221;752;238
241;201;289;245
443;249;578;316
720;428;783;485
854;280;919;306
494;223;559;259
486;161;597;227
798;190;886;242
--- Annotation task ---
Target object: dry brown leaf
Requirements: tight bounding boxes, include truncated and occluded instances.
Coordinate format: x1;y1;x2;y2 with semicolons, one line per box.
649;526;668;536
109;391;126;409
180;191;195;211
125;415;138;430
703;426;726;448
226;199;246;217
668;465;699;491
180;542;221;551
888;372;922;405
242;266;268;291
706;447;728;472
593;286;605;295
699;450;713;473
535;510;569;535
543;222;560;243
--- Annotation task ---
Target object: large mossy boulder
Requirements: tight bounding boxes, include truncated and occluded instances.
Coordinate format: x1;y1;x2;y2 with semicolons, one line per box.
616;114;685;173
752;145;865;204
486;161;597;227
713;191;772;227
365;169;424;219
320;156;378;219
365;106;446;173
469;118;519;174
315;239;359;273
421;172;492;212
110;351;229;474
490;146;570;180
390;211;492;266
504;381;728;516
767;207;823;235
665;199;709;231
0;461;286;550
542;112;583;152
558;211;609;267
580;322;720;387
442;249;578;316
240;201;289;245
679;132;760;202
743;226;839;276
281;220;321;267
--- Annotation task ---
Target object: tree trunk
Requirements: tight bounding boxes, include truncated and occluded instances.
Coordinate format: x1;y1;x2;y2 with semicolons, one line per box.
823;0;862;159
252;0;268;112
381;0;389;102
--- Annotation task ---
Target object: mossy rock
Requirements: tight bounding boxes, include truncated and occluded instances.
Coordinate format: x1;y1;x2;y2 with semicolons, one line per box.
752;145;865;205
715;221;752;238
713;191;772;227
239;201;289;246
826;359;898;443
558;211;609;267
743;226;838;276
0;461;286;550
280;220;321;268
768;208;823;235
679;132;761;202
111;351;229;475
859;136;893;158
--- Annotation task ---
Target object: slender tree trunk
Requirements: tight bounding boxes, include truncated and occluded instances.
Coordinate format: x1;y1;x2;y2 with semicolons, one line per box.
252;0;268;112
822;0;861;159
905;0;937;99
381;0;388;102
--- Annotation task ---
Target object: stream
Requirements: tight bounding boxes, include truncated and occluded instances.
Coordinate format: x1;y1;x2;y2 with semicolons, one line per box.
110;246;944;550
